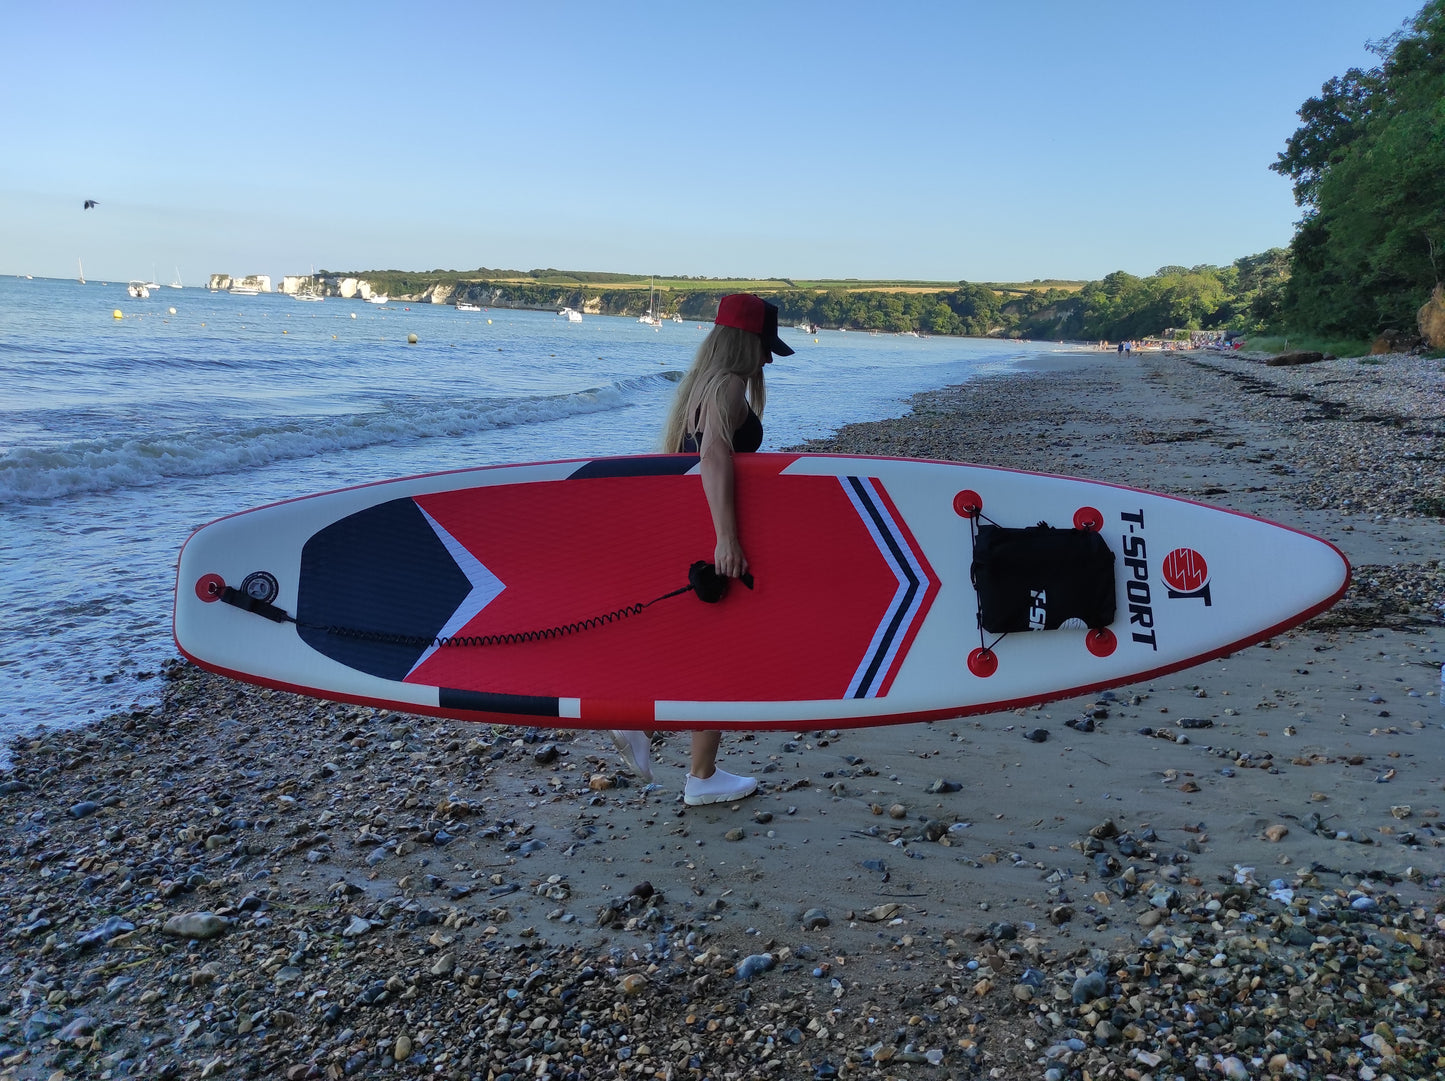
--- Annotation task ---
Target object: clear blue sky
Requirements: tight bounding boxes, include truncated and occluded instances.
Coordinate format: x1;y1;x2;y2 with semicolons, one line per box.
1;1;1425;285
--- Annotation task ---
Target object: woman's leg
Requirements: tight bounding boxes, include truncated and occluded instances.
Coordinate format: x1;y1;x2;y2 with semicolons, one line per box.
690;730;721;779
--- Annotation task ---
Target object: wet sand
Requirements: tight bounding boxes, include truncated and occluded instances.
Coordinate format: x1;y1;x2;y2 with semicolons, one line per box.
1;347;1441;1079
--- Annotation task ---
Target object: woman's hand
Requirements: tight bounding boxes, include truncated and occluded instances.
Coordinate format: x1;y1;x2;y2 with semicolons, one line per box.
713;533;748;579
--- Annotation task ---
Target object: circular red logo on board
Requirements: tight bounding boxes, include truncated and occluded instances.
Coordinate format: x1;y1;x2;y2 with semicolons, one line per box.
1162;548;1209;593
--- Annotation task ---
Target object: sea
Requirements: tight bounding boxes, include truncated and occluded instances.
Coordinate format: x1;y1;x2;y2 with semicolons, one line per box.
0;275;1077;745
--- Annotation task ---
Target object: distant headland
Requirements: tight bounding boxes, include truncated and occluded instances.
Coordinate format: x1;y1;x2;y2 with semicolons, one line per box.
202;265;1250;345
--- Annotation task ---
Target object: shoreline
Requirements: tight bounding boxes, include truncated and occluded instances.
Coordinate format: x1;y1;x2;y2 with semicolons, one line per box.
1;349;1442;1079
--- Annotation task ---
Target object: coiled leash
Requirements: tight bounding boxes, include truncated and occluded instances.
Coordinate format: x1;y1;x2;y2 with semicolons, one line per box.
214;561;753;649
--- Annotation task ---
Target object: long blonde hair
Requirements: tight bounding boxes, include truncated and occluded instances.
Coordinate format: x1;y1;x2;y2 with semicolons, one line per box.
661;325;768;452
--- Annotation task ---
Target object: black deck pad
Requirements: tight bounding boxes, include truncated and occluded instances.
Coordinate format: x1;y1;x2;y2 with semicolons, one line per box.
297;498;472;681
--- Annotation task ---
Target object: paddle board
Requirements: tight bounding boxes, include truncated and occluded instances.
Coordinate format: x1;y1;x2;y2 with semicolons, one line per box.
173;453;1349;730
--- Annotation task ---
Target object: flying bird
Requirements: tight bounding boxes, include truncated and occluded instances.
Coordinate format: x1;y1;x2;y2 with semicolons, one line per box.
83;200;98;210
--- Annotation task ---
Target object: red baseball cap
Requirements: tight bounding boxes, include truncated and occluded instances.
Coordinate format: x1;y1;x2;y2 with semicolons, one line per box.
714;293;794;357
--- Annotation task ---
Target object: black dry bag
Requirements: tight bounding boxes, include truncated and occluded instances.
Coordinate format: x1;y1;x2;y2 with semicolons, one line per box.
971;522;1116;633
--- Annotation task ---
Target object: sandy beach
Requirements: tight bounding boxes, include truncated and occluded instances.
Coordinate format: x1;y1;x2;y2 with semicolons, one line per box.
2;347;1442;1080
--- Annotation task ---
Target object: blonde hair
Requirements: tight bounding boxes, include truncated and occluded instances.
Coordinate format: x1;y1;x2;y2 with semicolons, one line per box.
661;325;768;452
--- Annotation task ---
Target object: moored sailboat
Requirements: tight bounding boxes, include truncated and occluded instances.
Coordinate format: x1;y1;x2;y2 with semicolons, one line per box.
637;277;661;326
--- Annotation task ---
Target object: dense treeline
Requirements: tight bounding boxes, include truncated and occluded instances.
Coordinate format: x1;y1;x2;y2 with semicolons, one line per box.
336;268;1287;342
1269;0;1444;338
1008;252;1292;343
768;283;1005;336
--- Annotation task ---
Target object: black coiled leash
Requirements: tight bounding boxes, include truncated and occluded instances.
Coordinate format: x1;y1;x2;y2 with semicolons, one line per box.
216;560;753;649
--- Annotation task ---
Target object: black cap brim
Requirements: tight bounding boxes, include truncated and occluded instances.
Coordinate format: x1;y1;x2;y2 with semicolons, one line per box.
762;301;795;357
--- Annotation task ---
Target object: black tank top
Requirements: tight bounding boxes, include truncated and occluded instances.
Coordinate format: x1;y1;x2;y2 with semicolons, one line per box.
682;406;762;454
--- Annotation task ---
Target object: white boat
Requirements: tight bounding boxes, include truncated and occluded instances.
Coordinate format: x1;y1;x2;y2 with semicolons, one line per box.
637;276;661;325
127;280;150;298
78;259;85;285
559;306;583;322
169;268;183;289
456;301;482;312
294;289;324;302
229;284;260;295
671;312;683;323
367;294;389;305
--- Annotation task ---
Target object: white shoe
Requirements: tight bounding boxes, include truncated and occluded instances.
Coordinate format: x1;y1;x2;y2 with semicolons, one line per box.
609;730;653;782
684;768;757;806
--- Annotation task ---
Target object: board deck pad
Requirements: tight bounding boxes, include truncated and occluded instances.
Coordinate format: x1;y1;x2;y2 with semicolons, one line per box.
174;453;1350;730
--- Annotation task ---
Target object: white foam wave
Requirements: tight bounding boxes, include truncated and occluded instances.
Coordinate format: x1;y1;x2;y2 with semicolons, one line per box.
0;378;670;504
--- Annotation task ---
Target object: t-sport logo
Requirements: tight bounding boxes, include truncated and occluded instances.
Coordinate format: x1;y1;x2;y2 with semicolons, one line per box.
1120;509;1156;651
1121;511;1218;652
1162;547;1212;605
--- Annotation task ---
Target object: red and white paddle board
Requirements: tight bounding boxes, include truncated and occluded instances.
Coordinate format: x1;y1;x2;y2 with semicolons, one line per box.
173;453;1349;730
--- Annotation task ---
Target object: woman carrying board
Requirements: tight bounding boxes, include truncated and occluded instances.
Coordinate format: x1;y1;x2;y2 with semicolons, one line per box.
612;294;794;805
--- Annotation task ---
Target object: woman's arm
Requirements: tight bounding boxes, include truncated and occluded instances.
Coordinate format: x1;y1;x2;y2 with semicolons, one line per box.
697;377;748;578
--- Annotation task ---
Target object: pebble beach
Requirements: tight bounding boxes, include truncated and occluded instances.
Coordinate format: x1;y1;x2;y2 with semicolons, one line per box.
2;347;1442;1080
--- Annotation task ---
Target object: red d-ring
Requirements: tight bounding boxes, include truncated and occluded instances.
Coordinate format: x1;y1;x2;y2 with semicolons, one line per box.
195;573;226;602
1073;507;1103;532
954;490;983;518
966;647;998;677
1086;628;1117;657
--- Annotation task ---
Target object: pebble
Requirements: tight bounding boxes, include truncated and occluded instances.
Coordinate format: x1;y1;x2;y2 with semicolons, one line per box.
76;916;134;948
801;907;830;930
736;952;776;980
1220;1055;1250;1080
1071;971;1107;1004
161;912;230;939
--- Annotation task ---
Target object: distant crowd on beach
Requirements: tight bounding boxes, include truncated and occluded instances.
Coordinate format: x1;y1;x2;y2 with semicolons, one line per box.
1096;332;1242;354
1095;339;1191;354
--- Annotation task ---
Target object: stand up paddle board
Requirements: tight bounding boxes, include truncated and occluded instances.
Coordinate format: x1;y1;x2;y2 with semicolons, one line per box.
173;453;1349;730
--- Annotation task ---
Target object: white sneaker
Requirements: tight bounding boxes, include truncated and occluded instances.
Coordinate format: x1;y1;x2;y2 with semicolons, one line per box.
684;768;757;806
609;730;653;782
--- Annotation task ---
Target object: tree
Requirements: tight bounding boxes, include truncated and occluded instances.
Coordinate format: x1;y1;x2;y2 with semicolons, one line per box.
1269;69;1383;209
1273;0;1445;335
1161;270;1228;330
1228;249;1291;331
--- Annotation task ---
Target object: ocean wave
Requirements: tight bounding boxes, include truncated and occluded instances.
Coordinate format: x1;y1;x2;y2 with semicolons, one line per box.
0;376;676;504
